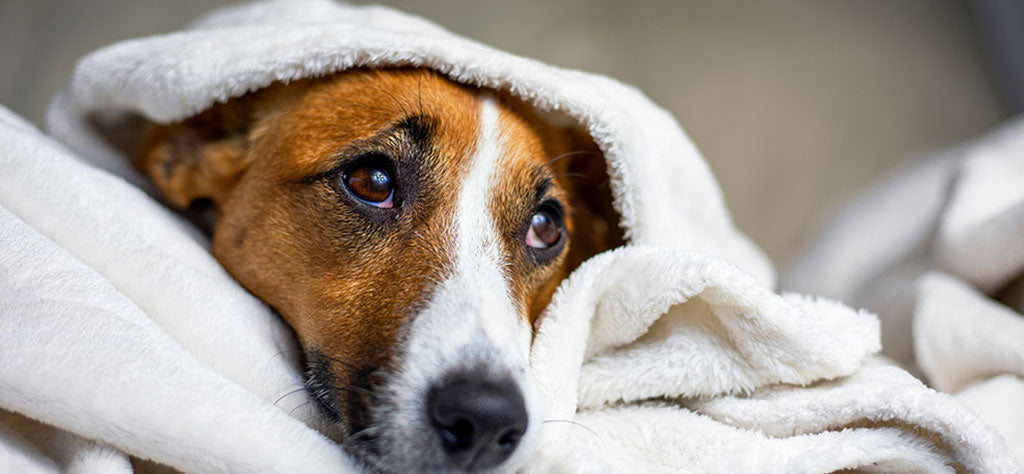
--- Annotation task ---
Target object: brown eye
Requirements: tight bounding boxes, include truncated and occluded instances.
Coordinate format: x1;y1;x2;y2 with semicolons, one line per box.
344;166;394;208
526;208;561;249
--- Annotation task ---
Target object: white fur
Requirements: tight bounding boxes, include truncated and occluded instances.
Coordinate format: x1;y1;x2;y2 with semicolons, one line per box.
372;96;542;472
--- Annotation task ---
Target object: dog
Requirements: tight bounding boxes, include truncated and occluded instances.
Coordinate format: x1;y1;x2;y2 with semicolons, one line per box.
128;68;622;472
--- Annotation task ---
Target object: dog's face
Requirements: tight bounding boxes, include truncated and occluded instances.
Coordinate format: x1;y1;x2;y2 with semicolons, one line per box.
131;69;621;472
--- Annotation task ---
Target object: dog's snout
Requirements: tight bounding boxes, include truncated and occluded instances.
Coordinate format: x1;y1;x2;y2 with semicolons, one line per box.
429;374;527;470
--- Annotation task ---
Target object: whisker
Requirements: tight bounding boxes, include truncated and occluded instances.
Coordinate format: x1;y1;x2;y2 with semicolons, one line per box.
273;348;304;360
543;419;602;441
273;386;309;407
380;88;411;119
288;400;315;418
551;172;590;181
543;150;600;167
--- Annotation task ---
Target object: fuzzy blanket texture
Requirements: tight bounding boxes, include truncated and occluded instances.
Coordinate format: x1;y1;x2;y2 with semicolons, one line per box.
786;115;1024;468
1;0;1020;472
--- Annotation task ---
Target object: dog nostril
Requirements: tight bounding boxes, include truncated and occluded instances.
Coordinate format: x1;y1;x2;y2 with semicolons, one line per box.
440;418;475;450
497;428;521;451
429;375;527;470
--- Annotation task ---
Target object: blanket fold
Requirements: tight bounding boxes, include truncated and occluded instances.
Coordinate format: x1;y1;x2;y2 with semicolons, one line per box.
786;115;1024;465
530;246;879;416
532;363;1017;473
1;0;1020;472
0;108;356;473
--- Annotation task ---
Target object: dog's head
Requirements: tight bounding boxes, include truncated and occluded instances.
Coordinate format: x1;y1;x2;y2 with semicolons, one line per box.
129;69;621;472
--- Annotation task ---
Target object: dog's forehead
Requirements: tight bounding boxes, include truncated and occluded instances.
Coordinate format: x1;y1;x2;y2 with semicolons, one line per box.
260;70;482;180
270;71;561;185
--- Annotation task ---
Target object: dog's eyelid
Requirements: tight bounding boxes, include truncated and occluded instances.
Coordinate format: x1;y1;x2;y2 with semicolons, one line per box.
393;114;435;146
301;112;431;184
532;175;554;205
536;198;564;219
298;148;392;185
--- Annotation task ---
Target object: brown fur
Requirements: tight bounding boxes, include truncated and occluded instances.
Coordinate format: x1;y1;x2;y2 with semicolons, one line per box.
130;68;622;434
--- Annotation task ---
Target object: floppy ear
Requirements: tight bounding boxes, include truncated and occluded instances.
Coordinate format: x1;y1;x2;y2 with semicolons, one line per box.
555;128;626;272
132;101;254;209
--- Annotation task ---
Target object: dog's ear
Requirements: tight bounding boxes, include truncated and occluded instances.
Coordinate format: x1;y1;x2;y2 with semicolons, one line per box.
554;128;626;272
132;101;255;209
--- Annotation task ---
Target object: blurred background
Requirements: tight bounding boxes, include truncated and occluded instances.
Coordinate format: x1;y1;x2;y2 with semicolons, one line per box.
1;0;1020;265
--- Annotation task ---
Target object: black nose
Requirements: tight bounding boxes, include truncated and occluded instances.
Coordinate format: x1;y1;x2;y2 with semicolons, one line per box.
428;374;528;470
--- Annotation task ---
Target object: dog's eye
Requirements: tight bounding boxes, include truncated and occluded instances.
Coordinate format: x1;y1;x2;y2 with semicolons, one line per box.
526;207;562;249
343;164;394;208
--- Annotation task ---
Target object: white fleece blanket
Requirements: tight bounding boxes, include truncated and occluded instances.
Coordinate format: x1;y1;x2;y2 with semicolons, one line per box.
786;115;1024;466
1;0;1019;472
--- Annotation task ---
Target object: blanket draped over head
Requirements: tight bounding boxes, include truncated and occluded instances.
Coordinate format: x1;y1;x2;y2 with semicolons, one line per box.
0;0;1019;472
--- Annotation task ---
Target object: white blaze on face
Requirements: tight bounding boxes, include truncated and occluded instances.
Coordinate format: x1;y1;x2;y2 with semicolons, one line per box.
378;95;542;471
434;94;530;355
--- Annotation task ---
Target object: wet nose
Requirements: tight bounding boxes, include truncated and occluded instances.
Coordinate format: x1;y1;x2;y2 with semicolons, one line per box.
428;374;528;470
